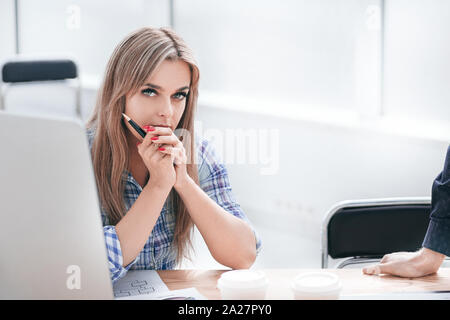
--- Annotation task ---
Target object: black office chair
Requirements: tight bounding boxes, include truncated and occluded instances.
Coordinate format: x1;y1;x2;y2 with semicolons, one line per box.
321;197;434;268
0;57;81;118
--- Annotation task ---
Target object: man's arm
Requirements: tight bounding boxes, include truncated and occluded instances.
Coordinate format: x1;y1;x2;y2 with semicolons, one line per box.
363;247;445;277
364;146;450;277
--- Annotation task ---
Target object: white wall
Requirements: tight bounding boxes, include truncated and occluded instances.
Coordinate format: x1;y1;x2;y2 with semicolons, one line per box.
18;0;171;76
384;0;450;123
175;0;375;113
193;102;448;268
0;0;16;62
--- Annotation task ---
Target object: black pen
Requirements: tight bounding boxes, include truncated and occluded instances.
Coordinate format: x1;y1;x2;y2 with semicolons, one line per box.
122;113;178;165
122;113;147;138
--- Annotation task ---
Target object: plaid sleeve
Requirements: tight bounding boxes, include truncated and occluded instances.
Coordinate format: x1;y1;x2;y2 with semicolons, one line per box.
197;137;262;255
100;206;139;283
103;225;139;283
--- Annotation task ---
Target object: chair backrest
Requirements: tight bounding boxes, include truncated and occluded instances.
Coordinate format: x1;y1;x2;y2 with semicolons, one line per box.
2;59;78;83
0;58;81;118
321;197;431;268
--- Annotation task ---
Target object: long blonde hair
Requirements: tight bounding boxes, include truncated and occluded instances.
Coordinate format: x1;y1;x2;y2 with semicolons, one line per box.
86;27;200;264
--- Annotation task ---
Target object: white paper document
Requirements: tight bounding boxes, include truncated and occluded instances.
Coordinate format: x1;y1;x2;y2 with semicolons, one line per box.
113;270;207;300
113;270;169;298
116;287;207;300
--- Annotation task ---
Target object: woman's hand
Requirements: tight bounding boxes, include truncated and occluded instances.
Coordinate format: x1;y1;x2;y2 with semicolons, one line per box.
362;248;445;278
147;126;191;190
137;125;176;190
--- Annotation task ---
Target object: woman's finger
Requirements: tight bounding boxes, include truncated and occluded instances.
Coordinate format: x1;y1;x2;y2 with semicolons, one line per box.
157;146;177;161
137;138;160;158
150;126;173;136
138;131;164;161
149;134;180;147
158;146;186;164
144;145;166;162
138;126;159;148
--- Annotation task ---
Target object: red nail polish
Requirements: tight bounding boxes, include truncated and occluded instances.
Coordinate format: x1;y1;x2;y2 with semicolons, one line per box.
144;126;155;132
158;147;165;151
151;136;159;141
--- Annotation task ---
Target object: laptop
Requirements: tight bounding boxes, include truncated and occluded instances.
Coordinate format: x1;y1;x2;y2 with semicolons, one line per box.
0;111;113;299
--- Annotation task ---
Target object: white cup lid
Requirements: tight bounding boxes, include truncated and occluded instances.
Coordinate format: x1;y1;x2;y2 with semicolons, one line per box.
292;272;342;293
218;270;268;289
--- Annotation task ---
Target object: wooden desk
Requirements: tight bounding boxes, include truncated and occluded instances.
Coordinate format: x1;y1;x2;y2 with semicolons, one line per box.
158;268;450;300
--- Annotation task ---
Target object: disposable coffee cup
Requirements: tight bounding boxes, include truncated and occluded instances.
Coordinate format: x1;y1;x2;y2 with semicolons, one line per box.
217;270;269;300
291;271;342;300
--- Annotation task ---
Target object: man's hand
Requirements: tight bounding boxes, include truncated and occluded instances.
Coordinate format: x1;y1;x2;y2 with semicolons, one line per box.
362;248;445;278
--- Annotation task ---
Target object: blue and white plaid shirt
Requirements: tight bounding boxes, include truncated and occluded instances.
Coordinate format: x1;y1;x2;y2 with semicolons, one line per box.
87;129;261;283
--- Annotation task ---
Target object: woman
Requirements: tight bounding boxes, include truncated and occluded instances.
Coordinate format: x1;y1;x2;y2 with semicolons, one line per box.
86;27;261;283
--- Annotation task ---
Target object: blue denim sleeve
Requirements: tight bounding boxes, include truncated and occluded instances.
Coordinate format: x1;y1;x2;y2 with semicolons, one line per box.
422;145;450;257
